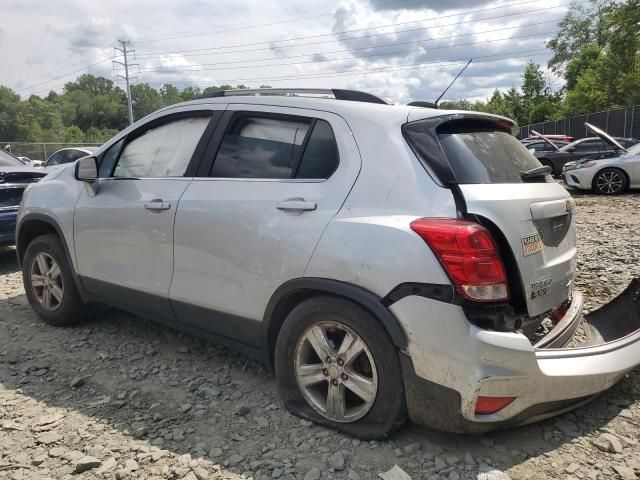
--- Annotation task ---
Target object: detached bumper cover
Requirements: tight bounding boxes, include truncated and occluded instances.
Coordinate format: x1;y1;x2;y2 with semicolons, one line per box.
400;280;640;433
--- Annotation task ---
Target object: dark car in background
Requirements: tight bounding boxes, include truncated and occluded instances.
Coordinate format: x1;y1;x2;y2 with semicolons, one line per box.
534;134;637;176
0;150;47;245
521;139;569;153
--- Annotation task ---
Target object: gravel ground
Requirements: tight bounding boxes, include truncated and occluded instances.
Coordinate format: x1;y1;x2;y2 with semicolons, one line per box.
1;191;639;480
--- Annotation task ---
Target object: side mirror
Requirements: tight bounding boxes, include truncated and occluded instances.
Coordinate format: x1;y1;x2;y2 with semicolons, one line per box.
74;156;99;197
567;146;576;152
74;156;98;182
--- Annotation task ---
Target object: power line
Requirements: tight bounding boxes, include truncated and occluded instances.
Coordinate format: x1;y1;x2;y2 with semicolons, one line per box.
134;0;412;44
16;57;115;93
20;53;116;85
28;68;115;96
138;48;551;85
138;28;559;74
135;0;567;58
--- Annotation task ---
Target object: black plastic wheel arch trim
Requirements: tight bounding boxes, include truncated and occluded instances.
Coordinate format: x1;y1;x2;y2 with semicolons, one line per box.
382;282;455;307
16;213;89;302
263;277;408;352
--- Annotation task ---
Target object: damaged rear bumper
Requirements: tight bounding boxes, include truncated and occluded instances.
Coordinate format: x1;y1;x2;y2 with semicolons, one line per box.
396;279;640;433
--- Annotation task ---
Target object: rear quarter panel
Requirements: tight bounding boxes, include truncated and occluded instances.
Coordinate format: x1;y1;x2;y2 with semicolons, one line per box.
305;118;457;298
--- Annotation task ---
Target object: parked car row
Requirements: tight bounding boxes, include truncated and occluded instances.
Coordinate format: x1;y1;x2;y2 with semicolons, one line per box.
0;147;96;245
527;132;637;177
0;150;47;245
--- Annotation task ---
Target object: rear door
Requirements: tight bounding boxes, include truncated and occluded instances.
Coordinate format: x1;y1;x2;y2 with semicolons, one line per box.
170;105;360;345
404;114;575;317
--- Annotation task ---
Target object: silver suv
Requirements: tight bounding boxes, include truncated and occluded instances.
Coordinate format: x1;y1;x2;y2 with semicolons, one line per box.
16;89;640;439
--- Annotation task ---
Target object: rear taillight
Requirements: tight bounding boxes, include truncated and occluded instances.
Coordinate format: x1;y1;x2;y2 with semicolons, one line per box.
410;218;509;302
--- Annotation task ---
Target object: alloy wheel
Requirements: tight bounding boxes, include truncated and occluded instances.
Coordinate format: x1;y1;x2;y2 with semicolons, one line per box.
30;253;64;311
294;321;378;423
596;171;624;194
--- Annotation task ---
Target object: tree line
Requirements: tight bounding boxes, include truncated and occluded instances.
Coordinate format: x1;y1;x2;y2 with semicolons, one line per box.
441;0;640;126
0;0;638;144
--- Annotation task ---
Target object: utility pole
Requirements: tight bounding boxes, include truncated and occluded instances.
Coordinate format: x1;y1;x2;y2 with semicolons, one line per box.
114;40;137;125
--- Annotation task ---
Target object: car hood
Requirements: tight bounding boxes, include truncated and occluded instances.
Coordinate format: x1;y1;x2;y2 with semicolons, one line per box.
584;122;628;152
0;166;47;176
530;129;560;151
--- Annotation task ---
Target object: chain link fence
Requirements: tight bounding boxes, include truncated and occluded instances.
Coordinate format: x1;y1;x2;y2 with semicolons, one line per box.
0;142;102;161
520;105;640;140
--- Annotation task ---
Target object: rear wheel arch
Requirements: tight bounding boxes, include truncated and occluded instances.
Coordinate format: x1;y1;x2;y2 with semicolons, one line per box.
263;278;408;364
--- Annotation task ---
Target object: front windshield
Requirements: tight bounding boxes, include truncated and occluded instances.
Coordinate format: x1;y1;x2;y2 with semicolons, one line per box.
0;150;24;167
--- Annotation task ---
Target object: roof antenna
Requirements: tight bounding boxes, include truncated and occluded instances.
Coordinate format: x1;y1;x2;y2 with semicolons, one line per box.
434;58;472;106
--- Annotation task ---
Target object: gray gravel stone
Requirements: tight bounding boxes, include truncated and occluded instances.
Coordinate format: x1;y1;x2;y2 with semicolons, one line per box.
74;455;101;473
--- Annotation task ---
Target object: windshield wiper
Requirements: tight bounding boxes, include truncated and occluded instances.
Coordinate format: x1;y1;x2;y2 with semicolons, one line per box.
521;165;552;180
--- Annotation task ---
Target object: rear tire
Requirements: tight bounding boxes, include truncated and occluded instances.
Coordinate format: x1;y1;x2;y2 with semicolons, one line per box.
274;296;407;439
22;234;87;326
593;168;627;195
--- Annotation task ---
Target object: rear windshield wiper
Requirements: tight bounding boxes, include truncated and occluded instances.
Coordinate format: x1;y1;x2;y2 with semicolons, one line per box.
521;165;552;180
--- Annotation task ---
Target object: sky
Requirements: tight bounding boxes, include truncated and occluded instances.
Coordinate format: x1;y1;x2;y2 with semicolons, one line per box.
0;0;569;104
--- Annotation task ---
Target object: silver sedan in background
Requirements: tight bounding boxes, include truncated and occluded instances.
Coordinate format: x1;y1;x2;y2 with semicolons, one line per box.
563;123;640;195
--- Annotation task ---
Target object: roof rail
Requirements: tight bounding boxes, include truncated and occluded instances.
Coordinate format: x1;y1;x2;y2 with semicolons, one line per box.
199;88;388;105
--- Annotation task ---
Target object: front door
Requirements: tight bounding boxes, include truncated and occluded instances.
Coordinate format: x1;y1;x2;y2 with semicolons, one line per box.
170;105;361;346
74;112;213;320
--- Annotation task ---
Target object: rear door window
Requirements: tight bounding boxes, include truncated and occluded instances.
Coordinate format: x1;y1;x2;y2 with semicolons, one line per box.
405;122;542;184
212;115;310;179
210;114;339;180
295;120;339;179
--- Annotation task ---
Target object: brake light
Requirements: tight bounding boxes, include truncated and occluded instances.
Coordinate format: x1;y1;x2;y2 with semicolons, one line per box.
475;396;516;415
410;218;509;302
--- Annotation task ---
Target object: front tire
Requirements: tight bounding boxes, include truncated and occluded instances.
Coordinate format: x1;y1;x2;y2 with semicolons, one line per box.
593;168;627;195
22;234;87;326
274;296;406;439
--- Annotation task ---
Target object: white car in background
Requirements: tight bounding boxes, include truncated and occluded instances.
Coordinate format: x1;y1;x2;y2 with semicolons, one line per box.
564;123;640;195
38;147;98;170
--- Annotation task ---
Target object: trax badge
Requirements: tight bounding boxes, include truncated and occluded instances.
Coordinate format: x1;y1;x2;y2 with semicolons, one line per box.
531;278;552;299
522;233;543;256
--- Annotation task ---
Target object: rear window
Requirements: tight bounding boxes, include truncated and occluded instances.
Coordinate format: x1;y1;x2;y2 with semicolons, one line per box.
405;121;542;184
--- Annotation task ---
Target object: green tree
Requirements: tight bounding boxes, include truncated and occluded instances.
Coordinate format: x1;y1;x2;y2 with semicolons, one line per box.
131;83;163;120
181;86;202;101
546;0;609;73
0;86;22;140
564;44;602;90
159;84;182;106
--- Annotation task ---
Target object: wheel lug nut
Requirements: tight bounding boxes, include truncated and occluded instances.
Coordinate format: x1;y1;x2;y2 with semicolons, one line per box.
326;356;332;363
331;379;338;386
322;369;328;376
341;373;348;381
337;359;344;366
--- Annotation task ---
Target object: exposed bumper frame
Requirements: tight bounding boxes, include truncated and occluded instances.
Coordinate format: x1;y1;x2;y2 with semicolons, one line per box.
399;280;640;433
